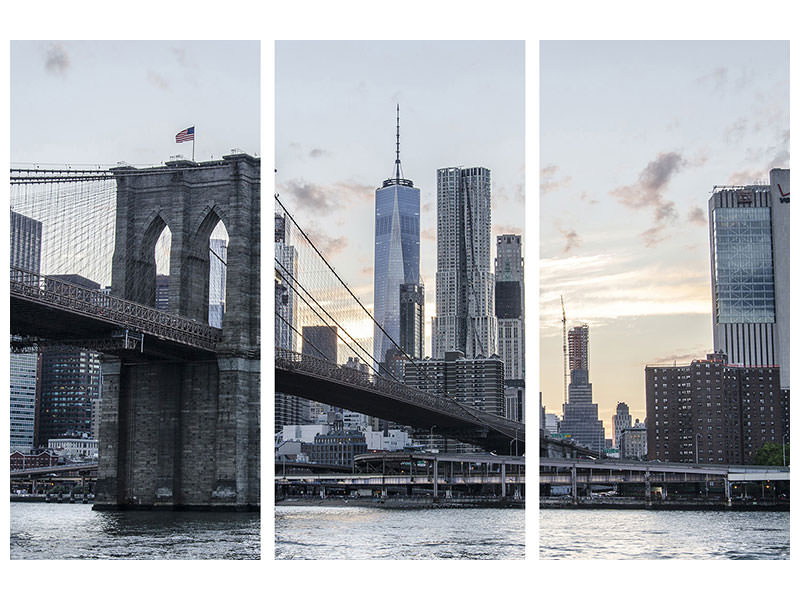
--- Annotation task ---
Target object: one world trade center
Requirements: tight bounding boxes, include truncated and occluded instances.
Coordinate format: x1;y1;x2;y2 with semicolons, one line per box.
373;106;421;370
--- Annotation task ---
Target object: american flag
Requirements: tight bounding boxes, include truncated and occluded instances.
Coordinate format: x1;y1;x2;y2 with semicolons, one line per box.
175;126;195;143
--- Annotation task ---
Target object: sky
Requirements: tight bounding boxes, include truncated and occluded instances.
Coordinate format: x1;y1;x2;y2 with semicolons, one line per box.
10;41;260;280
540;41;790;428
276;41;525;356
10;41;260;167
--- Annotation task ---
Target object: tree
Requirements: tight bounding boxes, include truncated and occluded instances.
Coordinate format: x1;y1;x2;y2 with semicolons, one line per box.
753;442;789;466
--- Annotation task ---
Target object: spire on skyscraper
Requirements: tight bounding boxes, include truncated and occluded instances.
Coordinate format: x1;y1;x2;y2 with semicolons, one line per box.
394;103;403;181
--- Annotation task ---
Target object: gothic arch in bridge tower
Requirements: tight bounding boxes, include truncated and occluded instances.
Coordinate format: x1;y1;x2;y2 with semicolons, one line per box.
99;155;260;510
181;205;230;325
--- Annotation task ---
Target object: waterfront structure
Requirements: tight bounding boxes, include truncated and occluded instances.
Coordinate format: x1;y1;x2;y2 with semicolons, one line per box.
309;420;367;466
403;350;505;416
619;419;647;459
646;352;786;464
373;106;421;366
10;211;42;452
559;324;605;453
47;437;99;459
399;283;425;359
708;168;789;390
432;166;497;359
208;237;227;327
10;450;58;471
613;402;632;448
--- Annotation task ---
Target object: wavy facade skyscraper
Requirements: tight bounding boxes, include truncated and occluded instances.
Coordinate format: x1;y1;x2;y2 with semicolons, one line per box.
432;166;497;359
373;106;421;366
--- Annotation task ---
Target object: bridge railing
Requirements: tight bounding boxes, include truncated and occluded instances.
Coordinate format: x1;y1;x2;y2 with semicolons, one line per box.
11;267;222;351
275;348;525;441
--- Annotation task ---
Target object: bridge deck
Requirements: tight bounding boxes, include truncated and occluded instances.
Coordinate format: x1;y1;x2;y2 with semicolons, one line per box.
11;267;221;357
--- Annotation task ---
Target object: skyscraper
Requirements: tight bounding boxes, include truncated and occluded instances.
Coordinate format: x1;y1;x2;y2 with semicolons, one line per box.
612;402;631;448
274;212;310;431
432;166;497;359
10;211;42;452
36;347;101;445
373;106;420;366
496;234;524;379
275;212;299;353
302;325;338;363
708;168;790;390
208;238;227;328
568;324;589;371
399;283;425;359
559;324;605;453
496;234;524;422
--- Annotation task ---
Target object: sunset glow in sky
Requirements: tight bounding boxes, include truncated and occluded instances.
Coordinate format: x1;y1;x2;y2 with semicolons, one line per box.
540;41;789;428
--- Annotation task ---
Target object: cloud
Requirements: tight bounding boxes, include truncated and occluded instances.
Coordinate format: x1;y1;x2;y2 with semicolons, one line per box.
651;347;711;365
360;265;373;277
724;118;748;144
696;67;728;92
611;152;687;246
767;129;790;169
304;225;348;257
559;228;581;253
493;224;523;239
309;148;330;159
421;227;436;242
280;179;373;215
540;164;572;195
44;43;70;75
727;170;766;186
539;254;711;335
687;207;706;226
147;70;170;91
422;201;434;213
171;46;191;68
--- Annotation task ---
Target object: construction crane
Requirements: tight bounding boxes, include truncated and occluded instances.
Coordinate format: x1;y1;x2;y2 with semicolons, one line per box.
561;295;568;407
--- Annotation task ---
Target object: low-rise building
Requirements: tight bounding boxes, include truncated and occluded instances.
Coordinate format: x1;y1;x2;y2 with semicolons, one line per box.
47;437;98;459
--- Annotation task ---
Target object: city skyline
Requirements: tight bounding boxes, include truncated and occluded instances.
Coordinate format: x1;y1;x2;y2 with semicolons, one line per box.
276;41;525;357
540;41;790;427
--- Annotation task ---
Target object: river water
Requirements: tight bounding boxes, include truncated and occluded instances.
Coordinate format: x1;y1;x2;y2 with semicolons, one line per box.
540;509;789;559
10;503;260;559
275;505;525;559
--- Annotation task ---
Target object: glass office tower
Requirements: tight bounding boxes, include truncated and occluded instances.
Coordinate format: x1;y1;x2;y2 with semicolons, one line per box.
373;107;420;367
709;169;789;389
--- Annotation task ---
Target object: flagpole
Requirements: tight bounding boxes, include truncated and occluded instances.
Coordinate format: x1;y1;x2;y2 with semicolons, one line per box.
192;128;195;162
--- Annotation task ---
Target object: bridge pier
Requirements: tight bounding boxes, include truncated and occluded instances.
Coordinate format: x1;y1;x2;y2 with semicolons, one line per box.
93;155;260;511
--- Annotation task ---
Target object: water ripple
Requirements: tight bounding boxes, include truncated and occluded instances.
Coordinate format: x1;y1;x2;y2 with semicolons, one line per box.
540;509;788;560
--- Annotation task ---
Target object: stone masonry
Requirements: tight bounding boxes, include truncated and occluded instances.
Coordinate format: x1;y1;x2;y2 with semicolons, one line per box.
94;154;259;510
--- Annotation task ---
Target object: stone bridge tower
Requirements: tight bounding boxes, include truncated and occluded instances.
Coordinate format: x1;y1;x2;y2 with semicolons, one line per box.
95;153;259;510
